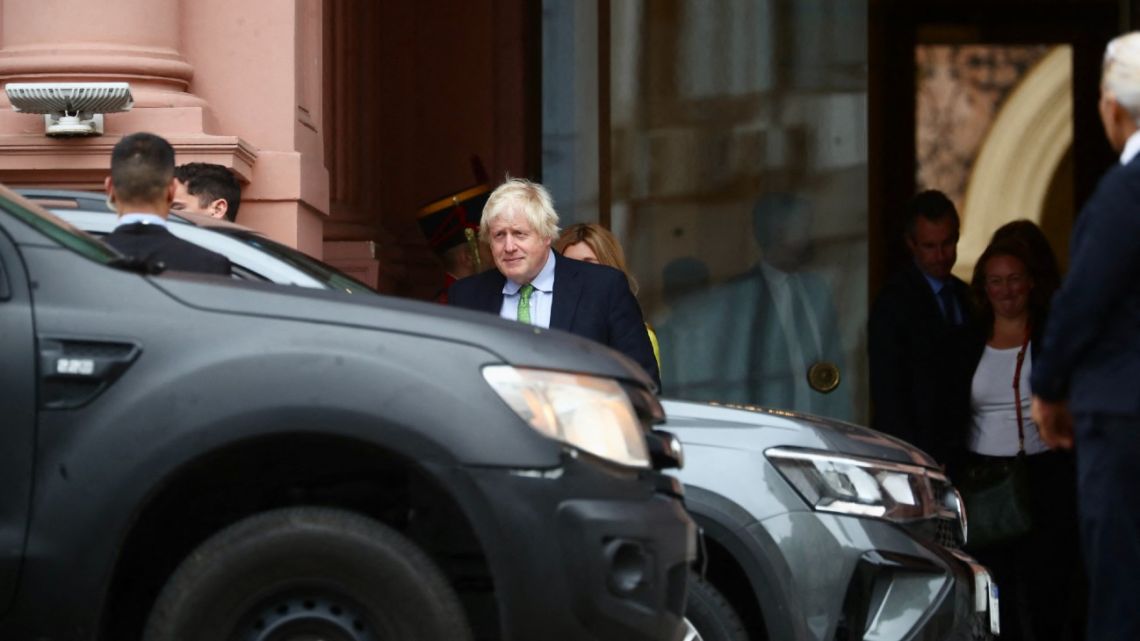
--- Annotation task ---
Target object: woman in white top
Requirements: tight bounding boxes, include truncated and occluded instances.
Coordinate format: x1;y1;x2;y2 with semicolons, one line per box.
964;230;1081;641
969;244;1048;456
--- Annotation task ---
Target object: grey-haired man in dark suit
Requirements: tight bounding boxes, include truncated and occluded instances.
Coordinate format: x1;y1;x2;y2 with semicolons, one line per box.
449;178;658;388
868;190;976;469
1031;31;1140;641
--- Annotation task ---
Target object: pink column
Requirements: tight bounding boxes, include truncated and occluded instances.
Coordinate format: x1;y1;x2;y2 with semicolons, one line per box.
0;0;256;199
0;0;204;109
0;0;331;259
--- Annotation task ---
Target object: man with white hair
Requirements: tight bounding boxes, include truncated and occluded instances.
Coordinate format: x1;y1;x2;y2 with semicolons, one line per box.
1031;31;1140;641
448;178;659;387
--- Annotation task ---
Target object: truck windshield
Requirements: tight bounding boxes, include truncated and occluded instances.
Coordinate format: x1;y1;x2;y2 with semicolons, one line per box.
0;192;119;264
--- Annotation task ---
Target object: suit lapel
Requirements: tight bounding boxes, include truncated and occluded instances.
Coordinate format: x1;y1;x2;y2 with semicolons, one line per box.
478;271;507;314
549;254;582;332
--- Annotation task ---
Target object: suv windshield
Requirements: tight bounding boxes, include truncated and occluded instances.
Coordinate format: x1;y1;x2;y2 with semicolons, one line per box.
0;189;119;264
222;231;373;294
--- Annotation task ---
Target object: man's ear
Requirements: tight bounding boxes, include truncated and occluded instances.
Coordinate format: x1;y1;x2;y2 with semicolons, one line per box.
165;181;176;204
1098;89;1132;152
208;198;228;219
104;177;118;211
1112;98;1138;132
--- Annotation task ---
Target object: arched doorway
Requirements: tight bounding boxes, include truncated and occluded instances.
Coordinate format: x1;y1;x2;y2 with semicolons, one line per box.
955;45;1073;279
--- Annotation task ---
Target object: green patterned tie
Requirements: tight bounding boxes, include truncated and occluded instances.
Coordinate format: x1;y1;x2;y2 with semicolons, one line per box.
517;283;535;324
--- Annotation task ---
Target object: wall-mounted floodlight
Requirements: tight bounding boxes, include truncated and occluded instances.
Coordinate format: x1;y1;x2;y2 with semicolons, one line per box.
4;82;133;137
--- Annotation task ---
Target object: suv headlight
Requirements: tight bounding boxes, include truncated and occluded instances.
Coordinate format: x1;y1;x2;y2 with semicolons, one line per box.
483;366;650;469
766;447;955;522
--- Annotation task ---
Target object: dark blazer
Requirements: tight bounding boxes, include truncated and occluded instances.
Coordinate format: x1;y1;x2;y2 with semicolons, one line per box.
105;223;232;277
868;261;977;465
1031;156;1140;416
449;252;660;387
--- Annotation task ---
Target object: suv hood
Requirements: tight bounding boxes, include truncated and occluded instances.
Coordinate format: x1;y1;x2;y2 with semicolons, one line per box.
662;398;938;469
149;276;654;388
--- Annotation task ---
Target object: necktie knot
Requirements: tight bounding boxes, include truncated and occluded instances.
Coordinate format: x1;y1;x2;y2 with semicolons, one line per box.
517;283;535;324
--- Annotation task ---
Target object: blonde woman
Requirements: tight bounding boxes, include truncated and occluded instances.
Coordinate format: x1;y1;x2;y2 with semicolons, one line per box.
554;223;660;369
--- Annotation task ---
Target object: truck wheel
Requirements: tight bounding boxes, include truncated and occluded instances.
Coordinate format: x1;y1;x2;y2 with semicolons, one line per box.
685;573;749;641
143;506;472;641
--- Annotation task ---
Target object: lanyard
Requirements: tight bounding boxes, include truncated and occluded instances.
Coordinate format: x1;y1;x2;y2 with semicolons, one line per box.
1012;326;1031;454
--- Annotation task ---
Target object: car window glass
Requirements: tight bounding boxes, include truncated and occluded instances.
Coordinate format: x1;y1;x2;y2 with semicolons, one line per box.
0;198;118;264
228;233;373;294
229;263;271;282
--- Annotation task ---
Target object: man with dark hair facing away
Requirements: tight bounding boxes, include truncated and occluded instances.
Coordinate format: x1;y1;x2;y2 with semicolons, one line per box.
172;162;242;222
868;190;976;469
103;133;231;276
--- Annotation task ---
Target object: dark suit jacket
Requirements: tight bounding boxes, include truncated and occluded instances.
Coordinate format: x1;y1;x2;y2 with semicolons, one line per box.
1031;156;1140;416
105;223;232;277
868;262;977;465
449;253;660;387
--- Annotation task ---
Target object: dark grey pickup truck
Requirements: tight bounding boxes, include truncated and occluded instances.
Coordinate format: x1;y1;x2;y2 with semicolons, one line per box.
0;185;695;641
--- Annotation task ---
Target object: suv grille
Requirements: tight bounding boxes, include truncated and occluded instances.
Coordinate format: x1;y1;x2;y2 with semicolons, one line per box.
934;516;963;550
902;515;964;551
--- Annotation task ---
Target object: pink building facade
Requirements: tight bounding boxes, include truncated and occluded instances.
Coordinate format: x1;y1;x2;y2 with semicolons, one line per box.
0;0;535;297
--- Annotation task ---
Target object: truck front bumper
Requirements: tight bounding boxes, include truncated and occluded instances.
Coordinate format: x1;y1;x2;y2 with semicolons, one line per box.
461;454;697;641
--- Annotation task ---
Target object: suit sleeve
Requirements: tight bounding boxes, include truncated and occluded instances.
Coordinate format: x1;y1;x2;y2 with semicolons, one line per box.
447;276;479;311
867;291;916;442
605;272;661;390
447;279;469;308
1032;166;1140;400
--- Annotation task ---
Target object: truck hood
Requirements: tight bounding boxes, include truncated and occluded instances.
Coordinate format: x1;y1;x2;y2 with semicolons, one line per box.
661;398;939;469
148;276;654;388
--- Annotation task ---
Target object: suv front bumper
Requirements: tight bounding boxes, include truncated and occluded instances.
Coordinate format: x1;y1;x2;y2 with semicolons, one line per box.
747;510;996;640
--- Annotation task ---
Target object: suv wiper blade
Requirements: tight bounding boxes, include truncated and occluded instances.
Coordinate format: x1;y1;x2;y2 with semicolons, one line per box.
108;256;166;275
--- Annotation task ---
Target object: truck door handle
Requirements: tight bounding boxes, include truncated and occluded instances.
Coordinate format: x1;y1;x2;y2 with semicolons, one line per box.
38;337;141;409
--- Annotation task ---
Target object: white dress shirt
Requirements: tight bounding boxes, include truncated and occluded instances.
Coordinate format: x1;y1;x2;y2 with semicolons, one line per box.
969;343;1049;456
499;249;556;328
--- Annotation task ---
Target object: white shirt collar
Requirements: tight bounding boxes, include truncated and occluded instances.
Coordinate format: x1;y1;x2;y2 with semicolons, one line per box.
502;249;556;295
115;213;168;229
1121;129;1140;165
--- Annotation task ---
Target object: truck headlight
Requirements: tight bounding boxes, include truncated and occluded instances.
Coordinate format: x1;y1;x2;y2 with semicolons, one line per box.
766;447;951;522
483;366;650;469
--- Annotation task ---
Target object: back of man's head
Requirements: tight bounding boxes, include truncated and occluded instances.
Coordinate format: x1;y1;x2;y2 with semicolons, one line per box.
904;190;958;239
110;132;175;205
174;162;242;221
